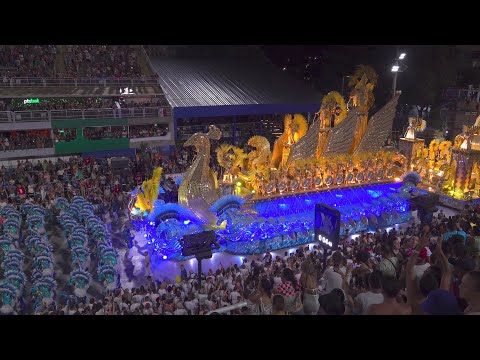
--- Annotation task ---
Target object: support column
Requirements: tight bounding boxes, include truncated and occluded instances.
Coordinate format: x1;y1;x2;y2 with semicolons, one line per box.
174;116;178;144
399;138;425;171
232;116;237;146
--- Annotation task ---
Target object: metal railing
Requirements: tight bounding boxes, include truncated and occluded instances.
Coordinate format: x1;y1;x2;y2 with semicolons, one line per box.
206;301;248;315
0;106;172;122
0;77;161;88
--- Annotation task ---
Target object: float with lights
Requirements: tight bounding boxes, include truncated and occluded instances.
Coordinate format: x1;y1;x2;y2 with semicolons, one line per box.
403;114;480;209
129;65;415;259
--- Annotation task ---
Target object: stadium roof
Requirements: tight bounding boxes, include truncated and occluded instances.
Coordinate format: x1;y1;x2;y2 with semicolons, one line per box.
150;53;322;118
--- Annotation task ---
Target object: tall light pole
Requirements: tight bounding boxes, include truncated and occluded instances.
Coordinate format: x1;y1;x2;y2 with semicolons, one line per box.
392;52;406;98
341;75;351;98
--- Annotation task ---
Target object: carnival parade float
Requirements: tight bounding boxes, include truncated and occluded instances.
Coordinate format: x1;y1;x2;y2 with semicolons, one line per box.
129;65;417;260
407;113;480;209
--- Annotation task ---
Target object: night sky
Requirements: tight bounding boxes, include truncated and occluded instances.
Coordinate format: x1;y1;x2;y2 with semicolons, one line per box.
261;45;475;130
261;45;398;106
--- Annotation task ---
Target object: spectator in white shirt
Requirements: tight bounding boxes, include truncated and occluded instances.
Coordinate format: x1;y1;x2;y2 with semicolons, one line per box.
354;270;384;315
173;303;188;315
230;289;241;304
413;247;431;281
323;251;347;294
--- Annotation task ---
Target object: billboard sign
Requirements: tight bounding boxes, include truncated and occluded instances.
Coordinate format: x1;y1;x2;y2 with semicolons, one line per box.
314;203;340;250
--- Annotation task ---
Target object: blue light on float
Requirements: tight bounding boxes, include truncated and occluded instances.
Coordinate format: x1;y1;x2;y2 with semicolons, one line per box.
163;255;167;260
367;190;382;198
141;182;411;259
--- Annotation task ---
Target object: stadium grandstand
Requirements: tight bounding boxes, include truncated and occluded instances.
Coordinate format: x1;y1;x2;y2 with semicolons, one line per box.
0;45;174;161
0;45;321;161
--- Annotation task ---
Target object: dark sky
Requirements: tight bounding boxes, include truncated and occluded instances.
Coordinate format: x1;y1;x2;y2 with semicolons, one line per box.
261;45;404;107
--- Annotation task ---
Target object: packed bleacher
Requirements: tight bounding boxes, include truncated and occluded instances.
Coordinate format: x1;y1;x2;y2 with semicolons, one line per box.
3;97;166;112
1;131;52;151
0;45;155;79
63;45;142;78
0;45;57;78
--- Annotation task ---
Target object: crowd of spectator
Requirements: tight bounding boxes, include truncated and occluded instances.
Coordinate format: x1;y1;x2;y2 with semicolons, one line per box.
129;124;169;139
63;45;142;78
0;45;159;79
83;126;127;141
0;45;57;78
0;131;51;151
52;124;169;143
27;207;480;315
0;148;187;221
3;97;167;112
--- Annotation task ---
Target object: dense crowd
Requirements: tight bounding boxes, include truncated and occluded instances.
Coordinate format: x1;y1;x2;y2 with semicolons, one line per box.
63;45;143;78
0;45;156;79
2;97;166;112
1;131;51;151
0;45;57;78
0;149;188;218
129;124;169;139
19;206;480;315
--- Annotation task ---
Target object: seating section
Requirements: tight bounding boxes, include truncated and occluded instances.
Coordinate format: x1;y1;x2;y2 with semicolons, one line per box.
0;45;154;79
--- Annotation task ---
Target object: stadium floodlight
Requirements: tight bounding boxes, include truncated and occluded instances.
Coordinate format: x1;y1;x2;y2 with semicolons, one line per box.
391;65;399;72
399;53;406;60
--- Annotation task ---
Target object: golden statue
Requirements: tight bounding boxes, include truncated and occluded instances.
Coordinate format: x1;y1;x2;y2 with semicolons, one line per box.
178;125;226;230
246;135;271;174
404;116;427;140
134;167;162;212
271;114;308;169
216;144;247;183
319;91;348;128
347;66;378;152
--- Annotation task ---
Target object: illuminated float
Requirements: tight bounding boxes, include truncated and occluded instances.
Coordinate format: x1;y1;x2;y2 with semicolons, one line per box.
129;65;414;259
410;114;480;209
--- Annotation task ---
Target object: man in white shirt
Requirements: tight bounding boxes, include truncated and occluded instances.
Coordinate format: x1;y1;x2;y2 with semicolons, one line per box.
129;302;141;312
322;251;347;294
413;247;431;281
230;289;240;304
240;265;249;277
173;303;188;315
132;290;144;304
354;270;384;314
